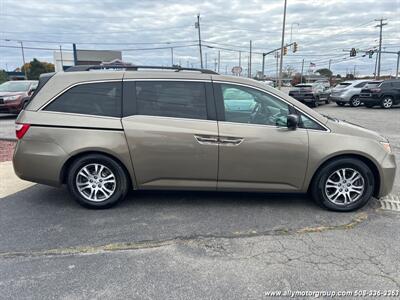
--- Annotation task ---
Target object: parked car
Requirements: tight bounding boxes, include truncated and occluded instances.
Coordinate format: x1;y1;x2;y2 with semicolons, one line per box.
330;80;376;107
360;79;400;109
0;80;38;114
13;66;396;211
288;83;330;107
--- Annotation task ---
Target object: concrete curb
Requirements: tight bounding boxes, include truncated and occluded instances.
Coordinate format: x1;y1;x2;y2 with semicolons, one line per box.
0;137;17;142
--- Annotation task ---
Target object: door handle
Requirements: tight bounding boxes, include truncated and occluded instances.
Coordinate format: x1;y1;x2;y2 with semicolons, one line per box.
194;135;219;145
219;137;244;146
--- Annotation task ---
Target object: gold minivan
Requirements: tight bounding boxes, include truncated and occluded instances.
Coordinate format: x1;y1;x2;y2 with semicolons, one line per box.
13;66;396;211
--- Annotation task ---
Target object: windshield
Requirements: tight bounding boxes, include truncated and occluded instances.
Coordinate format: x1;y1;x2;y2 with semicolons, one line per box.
0;81;32;92
365;82;382;88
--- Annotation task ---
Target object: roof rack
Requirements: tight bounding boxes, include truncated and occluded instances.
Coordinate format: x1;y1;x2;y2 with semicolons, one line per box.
65;65;218;75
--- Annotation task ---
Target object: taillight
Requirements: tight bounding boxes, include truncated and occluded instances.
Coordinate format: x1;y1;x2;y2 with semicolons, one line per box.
15;123;30;139
370;88;381;93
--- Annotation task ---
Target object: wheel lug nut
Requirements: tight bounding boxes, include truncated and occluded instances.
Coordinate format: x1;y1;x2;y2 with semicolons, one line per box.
339;189;343;192
347;183;350;186
94;176;98;179
98;184;101;187
92;185;96;188
99;179;103;182
345;189;348;192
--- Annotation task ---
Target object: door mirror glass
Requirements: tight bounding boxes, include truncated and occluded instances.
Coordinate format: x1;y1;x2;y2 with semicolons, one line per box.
287;114;299;130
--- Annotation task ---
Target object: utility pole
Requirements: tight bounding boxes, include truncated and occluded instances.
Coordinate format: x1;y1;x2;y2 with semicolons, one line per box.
278;0;288;89
261;53;266;79
300;58;304;83
19;41;27;79
374;49;378;78
249;40;252;78
214;58;217;72
275;52;279;84
195;14;203;68
217;50;221;73
59;45;64;71
328;59;331;71
396;51;400;79
375;18;387;79
170;47;174;66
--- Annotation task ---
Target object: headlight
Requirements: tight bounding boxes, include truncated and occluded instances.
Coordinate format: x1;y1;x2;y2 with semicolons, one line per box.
3;95;21;101
380;142;391;153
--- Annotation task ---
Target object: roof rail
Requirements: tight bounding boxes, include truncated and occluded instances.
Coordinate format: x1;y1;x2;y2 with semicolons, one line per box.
65;65;219;75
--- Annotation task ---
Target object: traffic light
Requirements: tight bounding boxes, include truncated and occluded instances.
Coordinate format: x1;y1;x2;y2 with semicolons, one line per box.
350;48;357;57
368;50;374;58
283;46;288;55
293;42;298;53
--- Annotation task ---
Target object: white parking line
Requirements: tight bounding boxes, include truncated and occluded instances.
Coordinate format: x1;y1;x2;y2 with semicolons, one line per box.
0;161;35;199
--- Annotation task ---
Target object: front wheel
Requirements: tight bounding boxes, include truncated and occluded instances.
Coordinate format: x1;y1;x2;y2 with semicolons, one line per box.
67;154;129;208
310;158;374;211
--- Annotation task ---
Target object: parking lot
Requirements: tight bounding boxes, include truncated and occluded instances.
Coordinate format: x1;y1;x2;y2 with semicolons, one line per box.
1;104;399;299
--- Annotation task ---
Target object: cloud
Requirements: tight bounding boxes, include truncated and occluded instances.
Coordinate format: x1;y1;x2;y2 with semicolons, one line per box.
0;0;399;76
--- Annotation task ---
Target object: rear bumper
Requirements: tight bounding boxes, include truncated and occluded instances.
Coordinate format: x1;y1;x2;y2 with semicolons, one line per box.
330;95;350;103
290;95;316;103
378;153;397;198
13;139;68;187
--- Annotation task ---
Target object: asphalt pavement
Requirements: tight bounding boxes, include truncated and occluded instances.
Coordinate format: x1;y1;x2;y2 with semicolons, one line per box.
0;104;399;299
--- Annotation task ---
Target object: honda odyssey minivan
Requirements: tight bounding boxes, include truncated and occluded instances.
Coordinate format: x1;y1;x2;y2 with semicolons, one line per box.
13;65;396;211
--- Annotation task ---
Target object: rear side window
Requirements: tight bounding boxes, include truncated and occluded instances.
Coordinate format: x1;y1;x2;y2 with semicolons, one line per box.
44;82;122;117
135;81;207;120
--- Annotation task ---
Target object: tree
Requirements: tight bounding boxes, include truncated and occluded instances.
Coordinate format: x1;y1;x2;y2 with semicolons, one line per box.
315;68;332;77
0;70;8;83
21;59;55;80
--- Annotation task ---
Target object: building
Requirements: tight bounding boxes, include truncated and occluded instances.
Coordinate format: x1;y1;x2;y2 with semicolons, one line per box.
53;50;122;72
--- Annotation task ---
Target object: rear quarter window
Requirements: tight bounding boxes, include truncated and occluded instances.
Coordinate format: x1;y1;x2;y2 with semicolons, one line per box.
44;81;122;117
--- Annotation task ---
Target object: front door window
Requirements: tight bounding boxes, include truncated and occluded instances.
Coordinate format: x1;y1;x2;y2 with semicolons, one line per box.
221;84;289;127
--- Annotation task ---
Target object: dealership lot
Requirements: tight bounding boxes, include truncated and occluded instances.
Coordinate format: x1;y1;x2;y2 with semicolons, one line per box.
0;104;399;298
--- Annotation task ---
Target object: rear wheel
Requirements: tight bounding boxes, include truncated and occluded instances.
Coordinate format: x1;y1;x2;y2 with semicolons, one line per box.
381;97;393;109
67;154;129;208
310;158;374;211
350;96;361;107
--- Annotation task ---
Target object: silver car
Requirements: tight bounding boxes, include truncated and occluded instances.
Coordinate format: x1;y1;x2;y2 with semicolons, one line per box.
330;80;374;107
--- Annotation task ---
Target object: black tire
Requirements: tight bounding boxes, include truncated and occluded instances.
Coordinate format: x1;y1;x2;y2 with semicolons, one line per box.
381;96;393;109
311;98;319;108
336;102;345;107
310;158;375;212
67;154;129;209
349;96;361;107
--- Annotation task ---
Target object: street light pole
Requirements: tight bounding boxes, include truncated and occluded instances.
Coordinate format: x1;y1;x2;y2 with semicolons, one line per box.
20;41;27;79
278;0;288;89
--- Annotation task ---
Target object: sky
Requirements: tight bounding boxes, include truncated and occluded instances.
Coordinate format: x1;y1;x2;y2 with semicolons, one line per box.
0;0;399;77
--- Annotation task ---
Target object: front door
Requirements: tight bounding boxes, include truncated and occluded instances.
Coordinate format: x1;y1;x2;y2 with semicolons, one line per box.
215;83;309;192
122;80;219;190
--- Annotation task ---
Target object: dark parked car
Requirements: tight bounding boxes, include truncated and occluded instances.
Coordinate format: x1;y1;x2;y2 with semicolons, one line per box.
289;83;330;107
360;80;400;109
0;80;38;114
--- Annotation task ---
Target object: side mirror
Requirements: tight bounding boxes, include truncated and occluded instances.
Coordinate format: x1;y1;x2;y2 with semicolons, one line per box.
287;114;299;130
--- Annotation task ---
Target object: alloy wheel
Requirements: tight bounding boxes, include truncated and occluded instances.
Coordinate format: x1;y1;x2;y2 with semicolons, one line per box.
75;163;116;202
382;97;393;109
324;168;365;205
351;97;361;107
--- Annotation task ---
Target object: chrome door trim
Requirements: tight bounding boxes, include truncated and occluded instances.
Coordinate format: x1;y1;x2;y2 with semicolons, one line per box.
212;80;331;133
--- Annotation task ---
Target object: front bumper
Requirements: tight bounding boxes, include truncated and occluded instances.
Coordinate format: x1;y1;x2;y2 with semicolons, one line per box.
0;100;23;113
378;153;397;197
360;97;381;106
